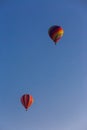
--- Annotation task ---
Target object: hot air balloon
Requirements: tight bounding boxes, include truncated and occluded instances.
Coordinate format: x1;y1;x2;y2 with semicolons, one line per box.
20;94;34;111
48;25;64;44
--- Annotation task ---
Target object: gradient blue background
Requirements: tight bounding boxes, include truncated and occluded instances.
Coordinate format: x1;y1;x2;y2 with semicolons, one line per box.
0;0;87;130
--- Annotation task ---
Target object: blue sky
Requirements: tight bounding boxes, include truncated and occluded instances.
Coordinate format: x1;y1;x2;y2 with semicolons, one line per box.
0;0;87;130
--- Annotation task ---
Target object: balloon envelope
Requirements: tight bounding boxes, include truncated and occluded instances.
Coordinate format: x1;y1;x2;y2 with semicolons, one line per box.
20;94;34;110
48;25;64;44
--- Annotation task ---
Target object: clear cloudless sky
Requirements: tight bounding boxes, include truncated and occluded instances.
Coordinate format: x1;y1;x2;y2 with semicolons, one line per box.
0;0;87;130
